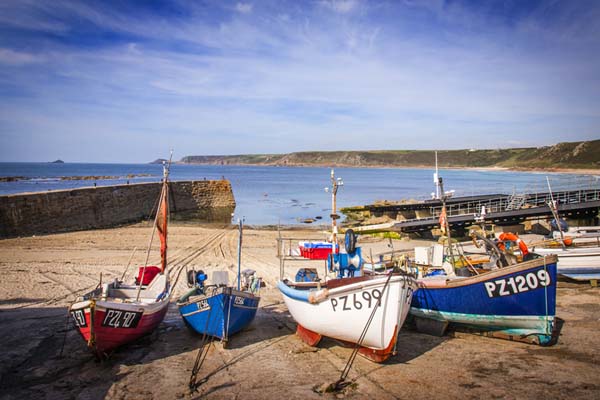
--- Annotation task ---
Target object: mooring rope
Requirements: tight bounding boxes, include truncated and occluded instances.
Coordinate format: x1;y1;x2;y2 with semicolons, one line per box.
189;292;219;391
334;272;394;390
544;256;550;337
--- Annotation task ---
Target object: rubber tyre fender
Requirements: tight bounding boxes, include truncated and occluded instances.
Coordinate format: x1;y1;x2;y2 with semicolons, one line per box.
187;269;196;287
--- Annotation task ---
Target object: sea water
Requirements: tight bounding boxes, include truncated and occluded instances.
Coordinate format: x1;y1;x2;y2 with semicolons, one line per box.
0;162;598;225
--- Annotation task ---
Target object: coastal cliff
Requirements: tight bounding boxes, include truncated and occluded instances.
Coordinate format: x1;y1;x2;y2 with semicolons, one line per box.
0;180;235;238
180;139;600;170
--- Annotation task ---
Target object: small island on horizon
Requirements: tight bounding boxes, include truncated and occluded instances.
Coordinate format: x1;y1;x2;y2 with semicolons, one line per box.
49;159;64;164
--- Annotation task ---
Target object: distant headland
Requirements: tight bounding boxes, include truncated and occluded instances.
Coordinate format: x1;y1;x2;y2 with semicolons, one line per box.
178;140;600;171
49;159;64;164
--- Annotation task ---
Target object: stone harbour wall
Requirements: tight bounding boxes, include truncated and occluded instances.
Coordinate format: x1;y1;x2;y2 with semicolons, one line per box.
0;180;236;238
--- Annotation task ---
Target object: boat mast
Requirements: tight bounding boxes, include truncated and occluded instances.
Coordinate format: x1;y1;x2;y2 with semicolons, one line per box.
136;152;172;301
434;151;440;200
546;176;566;250
237;218;243;291
330;169;343;248
439;176;455;266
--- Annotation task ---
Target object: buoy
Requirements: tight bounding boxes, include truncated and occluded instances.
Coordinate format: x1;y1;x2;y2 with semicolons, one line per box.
498;232;529;256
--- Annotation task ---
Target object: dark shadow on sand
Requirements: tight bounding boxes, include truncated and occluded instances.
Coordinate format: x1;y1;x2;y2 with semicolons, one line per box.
0;297;46;306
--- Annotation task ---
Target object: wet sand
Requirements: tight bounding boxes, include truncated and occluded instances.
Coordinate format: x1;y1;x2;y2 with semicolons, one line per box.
0;224;599;399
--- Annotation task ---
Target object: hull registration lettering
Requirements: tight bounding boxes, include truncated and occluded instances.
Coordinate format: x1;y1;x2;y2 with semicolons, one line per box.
331;289;383;312
101;309;143;328
71;309;87;328
484;270;551;298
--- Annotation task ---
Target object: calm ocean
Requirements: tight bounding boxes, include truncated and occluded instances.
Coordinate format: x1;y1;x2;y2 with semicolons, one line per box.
1;162;598;225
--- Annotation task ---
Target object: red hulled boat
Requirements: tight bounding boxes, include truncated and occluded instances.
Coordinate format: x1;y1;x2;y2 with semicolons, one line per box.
69;161;172;357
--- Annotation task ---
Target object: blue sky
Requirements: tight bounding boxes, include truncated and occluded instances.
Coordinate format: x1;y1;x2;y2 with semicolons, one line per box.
0;0;599;163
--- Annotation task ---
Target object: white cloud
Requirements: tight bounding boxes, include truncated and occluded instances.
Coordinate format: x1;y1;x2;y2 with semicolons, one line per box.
319;0;359;14
0;48;44;65
235;2;253;14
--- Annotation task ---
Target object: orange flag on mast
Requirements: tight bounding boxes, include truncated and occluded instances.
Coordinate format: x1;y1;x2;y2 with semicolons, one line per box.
439;207;447;235
156;184;168;272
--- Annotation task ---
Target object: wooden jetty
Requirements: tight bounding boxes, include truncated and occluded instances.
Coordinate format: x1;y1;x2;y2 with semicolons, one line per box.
344;188;600;234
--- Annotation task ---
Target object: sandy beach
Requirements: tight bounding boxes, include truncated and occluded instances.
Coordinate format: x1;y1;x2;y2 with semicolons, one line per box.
0;224;599;399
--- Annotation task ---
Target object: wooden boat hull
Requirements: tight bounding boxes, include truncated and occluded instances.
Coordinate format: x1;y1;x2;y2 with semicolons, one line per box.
410;255;558;345
277;274;417;362
178;288;260;341
70;298;169;356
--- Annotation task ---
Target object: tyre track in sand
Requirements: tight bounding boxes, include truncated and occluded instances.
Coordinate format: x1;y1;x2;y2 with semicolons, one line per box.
167;228;235;296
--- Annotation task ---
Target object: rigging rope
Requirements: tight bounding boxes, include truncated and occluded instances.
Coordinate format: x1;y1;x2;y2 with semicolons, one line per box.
333;272;394;391
189;288;224;391
189;304;215;391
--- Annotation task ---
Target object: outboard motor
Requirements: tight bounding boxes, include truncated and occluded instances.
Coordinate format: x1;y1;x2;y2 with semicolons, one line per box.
187;269;208;290
241;269;261;294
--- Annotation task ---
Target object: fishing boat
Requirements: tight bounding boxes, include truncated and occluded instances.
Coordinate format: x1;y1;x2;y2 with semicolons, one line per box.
530;227;600;284
278;271;416;362
527;182;600;284
277;170;417;363
409;176;558;345
411;253;558;344
69;160;172;357
177;220;261;343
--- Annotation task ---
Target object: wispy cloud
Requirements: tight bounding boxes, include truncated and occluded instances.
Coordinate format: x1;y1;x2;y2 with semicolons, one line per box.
319;0;359;14
0;0;599;162
0;48;45;65
235;2;253;14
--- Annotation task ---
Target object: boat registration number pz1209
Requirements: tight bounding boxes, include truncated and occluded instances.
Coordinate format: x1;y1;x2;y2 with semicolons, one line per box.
484;269;551;298
330;289;383;312
101;309;143;328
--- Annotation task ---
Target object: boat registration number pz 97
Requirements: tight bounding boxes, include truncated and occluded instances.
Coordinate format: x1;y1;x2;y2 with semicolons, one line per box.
101;309;143;328
330;289;383;312
484;269;551;298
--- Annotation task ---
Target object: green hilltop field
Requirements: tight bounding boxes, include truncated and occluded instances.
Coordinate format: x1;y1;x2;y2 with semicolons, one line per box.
180;139;600;170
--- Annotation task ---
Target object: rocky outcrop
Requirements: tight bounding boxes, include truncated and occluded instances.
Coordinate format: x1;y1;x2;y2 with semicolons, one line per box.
0;180;235;238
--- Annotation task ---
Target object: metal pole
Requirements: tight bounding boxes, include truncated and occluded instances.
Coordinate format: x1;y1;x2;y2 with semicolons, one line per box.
237;219;243;291
546;177;566;250
434;151;440;200
331;169;338;248
439;177;455;266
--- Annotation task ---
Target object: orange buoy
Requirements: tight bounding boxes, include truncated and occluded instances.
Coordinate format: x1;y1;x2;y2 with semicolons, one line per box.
498;232;529;256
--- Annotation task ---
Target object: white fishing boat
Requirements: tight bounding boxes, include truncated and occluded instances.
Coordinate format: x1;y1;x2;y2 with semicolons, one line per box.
278;272;416;362
531;228;600;283
276;170;417;363
529;181;600;284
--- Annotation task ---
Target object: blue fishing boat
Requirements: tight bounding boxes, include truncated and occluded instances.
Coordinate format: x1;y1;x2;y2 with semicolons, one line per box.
411;254;558;345
409;174;559;345
177;221;261;343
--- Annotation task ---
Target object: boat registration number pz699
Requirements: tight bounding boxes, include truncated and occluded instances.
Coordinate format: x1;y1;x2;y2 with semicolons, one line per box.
484;269;551;298
101;309;143;328
330;289;383;312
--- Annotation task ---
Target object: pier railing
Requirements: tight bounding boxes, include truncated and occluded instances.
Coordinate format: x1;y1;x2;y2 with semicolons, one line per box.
422;175;600;202
430;188;600;219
